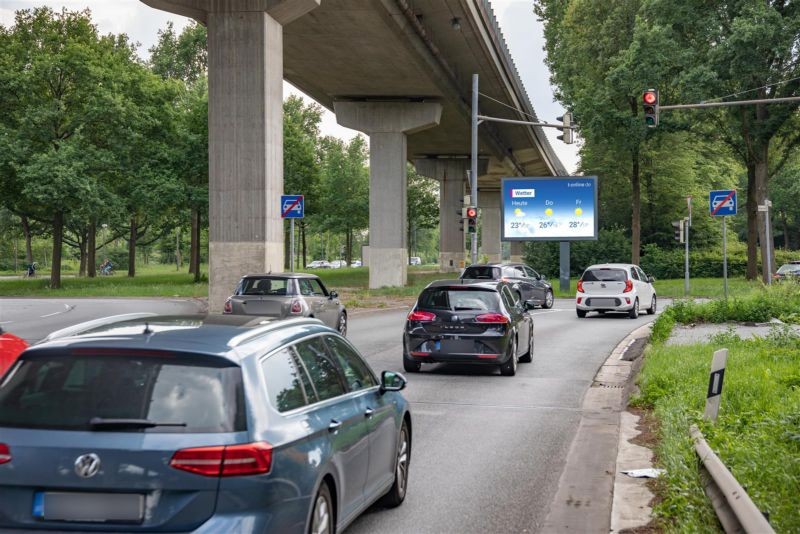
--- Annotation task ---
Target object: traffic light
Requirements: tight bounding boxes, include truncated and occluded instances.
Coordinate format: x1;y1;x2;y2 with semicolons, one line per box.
466;206;478;234
556;112;574;144
672;220;684;243
643;89;659;127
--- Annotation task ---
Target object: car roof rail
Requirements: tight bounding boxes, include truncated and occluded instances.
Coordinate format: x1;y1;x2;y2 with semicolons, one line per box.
40;312;160;344
227;317;324;348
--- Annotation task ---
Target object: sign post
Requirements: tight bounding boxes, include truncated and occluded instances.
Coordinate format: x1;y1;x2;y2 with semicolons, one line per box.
281;195;304;272
758;200;773;284
710;189;737;300
704;348;728;422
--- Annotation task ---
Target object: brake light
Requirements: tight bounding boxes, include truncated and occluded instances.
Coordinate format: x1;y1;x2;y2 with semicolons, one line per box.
170;442;272;477
223;299;232;314
623;280;633;293
407;310;436;322
577;280;584;292
290;299;302;314
475;313;509;324
0;444;10;465
410;351;430;357
501;277;510;283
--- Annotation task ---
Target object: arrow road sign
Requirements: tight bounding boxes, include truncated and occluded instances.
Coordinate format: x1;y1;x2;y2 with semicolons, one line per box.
709;190;736;216
281;195;304;219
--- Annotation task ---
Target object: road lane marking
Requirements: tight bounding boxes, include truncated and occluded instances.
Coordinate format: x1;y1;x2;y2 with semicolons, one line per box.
40;304;73;318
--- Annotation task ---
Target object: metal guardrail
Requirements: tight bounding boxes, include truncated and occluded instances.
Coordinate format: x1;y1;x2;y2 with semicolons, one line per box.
690;425;775;533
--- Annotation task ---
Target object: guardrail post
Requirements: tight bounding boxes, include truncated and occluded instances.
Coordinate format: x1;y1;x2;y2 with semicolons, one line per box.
704;348;728;422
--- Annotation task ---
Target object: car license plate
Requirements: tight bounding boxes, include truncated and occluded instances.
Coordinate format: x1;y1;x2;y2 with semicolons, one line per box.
591;298;616;307
33;492;144;523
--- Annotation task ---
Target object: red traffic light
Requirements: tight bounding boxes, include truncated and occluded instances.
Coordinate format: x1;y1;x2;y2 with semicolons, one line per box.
466;207;478;218
643;91;657;105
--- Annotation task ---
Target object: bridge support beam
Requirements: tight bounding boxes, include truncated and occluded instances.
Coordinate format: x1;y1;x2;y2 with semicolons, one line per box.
335;101;442;288
140;0;319;312
480;190;502;263
510;241;524;263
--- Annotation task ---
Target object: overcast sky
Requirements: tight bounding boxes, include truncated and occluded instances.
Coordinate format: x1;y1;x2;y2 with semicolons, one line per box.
0;0;579;173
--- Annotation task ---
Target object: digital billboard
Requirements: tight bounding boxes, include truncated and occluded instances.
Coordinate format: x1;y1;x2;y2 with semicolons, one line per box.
501;176;598;241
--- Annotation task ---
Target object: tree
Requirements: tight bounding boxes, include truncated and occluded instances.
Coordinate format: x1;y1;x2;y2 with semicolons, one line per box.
636;0;800;281
407;165;439;261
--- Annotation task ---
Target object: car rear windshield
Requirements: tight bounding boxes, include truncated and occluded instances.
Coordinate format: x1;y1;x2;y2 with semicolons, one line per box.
461;266;499;280
0;352;246;433
240;277;292;296
418;288;501;311
777;264;800;274
582;268;628;282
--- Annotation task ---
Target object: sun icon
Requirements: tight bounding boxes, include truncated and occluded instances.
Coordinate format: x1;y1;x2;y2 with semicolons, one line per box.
544;208;553;216
514;208;524;217
575;207;583;216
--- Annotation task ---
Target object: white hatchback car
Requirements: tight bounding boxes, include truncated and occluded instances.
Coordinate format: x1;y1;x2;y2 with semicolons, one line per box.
575;263;656;319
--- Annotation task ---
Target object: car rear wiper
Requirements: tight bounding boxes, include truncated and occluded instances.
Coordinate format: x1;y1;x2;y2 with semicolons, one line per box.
88;417;187;430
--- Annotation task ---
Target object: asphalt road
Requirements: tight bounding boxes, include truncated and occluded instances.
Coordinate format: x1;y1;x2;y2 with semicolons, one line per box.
346;301;658;534
1;297;658;533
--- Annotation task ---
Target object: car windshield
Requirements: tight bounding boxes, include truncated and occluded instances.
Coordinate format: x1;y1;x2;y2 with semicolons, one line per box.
777;264;800;274
582;268;627;282
0;352;246;433
241;277;291;296
461;266;499;280
418;288;501;311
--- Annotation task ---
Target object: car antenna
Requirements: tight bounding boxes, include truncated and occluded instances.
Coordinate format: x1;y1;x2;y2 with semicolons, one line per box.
143;322;153;335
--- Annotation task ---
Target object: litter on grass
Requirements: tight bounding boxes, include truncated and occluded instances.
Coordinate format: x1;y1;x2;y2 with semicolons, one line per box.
622;468;664;479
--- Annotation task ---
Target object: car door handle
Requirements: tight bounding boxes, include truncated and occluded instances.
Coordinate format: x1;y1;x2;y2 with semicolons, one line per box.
328;419;342;432
364;407;374;419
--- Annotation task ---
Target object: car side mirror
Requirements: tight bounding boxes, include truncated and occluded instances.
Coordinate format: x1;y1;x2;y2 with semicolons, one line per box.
380;370;407;393
647;276;655;283
329;290;338;299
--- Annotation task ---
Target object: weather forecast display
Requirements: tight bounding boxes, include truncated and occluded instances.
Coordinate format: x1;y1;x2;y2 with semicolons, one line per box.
501;177;598;241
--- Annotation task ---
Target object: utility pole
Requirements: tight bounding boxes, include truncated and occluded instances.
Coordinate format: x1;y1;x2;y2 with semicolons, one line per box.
685;196;692;296
470;74;479;265
759;200;773;284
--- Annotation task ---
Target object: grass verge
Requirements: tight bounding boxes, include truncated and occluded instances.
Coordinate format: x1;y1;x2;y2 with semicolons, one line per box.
632;330;800;532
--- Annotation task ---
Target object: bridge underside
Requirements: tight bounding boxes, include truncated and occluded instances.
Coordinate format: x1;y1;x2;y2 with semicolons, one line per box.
141;0;565;307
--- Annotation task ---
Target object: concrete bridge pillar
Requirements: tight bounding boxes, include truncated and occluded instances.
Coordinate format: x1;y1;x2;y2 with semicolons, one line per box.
510;241;524;263
140;0;319;312
480;190;502;263
335;101;442;288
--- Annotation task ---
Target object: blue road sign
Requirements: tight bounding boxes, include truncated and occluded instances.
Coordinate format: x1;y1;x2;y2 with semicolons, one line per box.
709;190;736;216
281;195;304;219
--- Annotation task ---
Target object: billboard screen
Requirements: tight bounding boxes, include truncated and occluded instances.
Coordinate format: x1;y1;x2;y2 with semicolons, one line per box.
501;176;598;241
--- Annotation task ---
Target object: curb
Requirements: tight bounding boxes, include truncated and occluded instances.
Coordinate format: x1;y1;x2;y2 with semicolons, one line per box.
542;322;653;533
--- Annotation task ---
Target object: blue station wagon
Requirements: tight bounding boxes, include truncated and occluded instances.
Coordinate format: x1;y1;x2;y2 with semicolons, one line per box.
0;314;411;533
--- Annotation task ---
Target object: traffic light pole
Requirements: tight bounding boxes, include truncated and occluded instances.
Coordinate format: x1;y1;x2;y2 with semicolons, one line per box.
471;74;479;265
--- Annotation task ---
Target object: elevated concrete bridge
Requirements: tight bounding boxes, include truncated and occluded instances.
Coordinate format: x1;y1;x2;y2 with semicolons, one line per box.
141;0;566;310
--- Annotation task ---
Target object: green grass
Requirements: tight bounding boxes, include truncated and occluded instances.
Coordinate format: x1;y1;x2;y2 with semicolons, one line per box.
651;277;762;299
632;334;800;532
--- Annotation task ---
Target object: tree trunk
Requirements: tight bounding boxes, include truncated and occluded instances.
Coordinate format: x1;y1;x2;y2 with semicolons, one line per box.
189;208;198;274
78;235;87;277
781;211;789;251
754;143;771;284
175;227;182;270
746;163;758;280
128;217;137;278
301;223;307;269
88;220;96;278
630;151;641;265
51;211;64;289
21;215;33;264
192;210;201;283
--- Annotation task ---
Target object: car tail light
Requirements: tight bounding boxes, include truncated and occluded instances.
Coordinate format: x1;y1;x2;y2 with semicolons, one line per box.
223;299;232;314
0;444;10;465
407;310;436;322
475;313;509;324
410;351;430;357
576;297;582;304
171;442;272;477
623;280;633;293
290;299;302;314
501;277;510;283
577;280;584;292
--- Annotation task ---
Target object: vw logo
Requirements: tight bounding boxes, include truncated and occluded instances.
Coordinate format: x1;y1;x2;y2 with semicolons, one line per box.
74;453;101;479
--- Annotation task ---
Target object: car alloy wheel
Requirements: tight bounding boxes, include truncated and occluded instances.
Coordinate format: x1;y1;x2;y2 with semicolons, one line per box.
380;420;411;507
543;290;554;309
338;314;347;336
648;295;657;315
629;298;639;319
310;484;333;534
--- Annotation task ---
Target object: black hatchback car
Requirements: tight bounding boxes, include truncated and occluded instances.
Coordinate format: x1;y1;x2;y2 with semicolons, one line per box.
403;280;534;376
461;263;554;309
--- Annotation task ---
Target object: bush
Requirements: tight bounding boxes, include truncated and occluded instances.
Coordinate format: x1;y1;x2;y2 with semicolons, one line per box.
524;226;631;277
664;283;800;324
641;243;800;280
